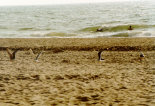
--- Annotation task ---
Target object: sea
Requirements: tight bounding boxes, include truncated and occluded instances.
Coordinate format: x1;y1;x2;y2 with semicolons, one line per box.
0;0;155;38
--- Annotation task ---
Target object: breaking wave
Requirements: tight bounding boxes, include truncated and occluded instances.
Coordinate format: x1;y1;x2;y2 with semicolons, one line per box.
19;28;34;31
80;24;155;32
30;32;76;38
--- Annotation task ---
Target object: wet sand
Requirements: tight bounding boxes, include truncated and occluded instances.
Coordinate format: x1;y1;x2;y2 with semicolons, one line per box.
0;38;155;106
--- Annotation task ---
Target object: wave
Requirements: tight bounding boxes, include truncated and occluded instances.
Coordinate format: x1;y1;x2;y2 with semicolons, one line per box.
0;26;7;29
16;24;155;38
111;32;141;37
30;32;76;37
19;28;34;31
45;32;76;37
18;27;51;31
80;24;155;32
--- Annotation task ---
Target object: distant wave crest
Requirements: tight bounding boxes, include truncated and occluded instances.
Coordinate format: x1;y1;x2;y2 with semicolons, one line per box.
30;32;76;38
45;32;76;37
81;24;155;32
18;28;34;31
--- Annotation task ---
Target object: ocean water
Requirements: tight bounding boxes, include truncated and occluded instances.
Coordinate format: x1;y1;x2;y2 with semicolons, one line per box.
0;0;155;38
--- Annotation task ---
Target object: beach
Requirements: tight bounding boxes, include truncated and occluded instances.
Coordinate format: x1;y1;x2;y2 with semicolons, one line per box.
0;38;155;106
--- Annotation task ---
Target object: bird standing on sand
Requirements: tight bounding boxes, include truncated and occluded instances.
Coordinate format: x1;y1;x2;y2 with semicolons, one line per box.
140;52;144;58
98;50;104;61
6;48;19;60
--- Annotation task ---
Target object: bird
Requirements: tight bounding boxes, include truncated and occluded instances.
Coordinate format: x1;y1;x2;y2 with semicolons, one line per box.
6;48;19;60
29;49;43;62
139;52;145;62
140;52;144;58
98;50;104;61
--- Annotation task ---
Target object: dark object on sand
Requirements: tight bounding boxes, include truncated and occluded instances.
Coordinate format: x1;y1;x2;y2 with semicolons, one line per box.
98;51;104;61
128;26;133;30
6;48;19;60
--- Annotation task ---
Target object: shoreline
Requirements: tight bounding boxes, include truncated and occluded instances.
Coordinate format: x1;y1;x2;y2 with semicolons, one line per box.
0;36;155;39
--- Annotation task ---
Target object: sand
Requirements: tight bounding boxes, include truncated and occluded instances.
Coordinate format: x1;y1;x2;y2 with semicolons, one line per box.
0;38;155;106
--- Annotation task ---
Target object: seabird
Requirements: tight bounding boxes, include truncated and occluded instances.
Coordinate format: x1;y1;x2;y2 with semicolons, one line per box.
6;48;19;60
98;50;104;61
140;52;144;58
29;49;43;62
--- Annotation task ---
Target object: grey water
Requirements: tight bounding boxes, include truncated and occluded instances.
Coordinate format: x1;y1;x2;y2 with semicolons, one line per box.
0;0;155;38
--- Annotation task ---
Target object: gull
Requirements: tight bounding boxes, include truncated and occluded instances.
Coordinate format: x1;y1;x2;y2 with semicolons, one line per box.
98;50;104;61
139;52;145;62
29;49;43;62
140;52;144;58
6;48;19;60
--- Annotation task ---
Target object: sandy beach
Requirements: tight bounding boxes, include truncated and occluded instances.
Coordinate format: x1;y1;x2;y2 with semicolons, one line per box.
0;38;155;106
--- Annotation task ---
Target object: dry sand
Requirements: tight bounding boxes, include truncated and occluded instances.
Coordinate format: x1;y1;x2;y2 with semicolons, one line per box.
0;38;155;106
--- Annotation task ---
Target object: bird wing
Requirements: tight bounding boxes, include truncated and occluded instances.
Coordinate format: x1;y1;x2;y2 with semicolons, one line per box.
29;48;35;56
35;51;43;61
6;48;12;56
12;49;19;59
